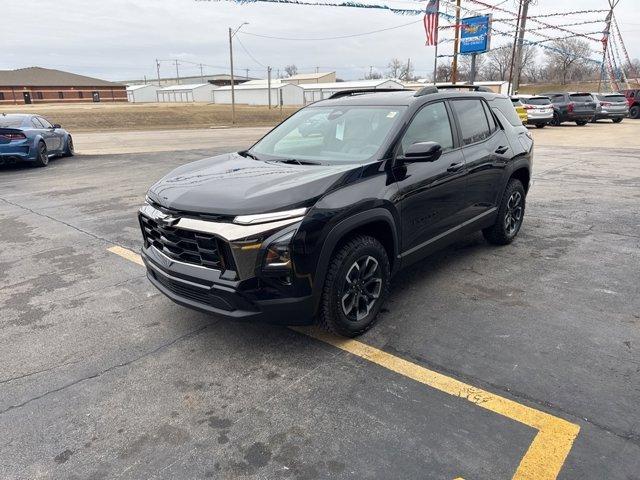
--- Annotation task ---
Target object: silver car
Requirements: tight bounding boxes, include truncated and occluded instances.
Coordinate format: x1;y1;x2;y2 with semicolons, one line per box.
519;95;554;128
590;92;629;123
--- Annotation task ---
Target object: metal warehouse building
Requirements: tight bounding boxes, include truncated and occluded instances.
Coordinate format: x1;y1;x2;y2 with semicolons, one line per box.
0;67;126;105
126;84;159;103
213;80;304;106
156;83;217;103
300;79;404;104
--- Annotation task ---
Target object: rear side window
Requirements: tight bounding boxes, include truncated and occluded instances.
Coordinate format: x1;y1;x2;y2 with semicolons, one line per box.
31;118;44;128
400;102;454;153
38;117;53;128
526;97;551;105
451;99;491;145
490;97;523;127
569;94;593;102
482;101;497;132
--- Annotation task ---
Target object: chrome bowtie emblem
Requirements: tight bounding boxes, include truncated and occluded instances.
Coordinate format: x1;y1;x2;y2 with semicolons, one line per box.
157;215;179;227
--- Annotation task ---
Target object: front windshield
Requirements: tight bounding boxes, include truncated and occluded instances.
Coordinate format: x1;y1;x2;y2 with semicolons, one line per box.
250;105;407;164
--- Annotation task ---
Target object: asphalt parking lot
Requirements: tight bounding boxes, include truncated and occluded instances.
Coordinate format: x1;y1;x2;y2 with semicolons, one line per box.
1;122;639;479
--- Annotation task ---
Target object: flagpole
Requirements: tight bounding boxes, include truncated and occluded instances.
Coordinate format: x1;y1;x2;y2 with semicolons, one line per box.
433;44;438;84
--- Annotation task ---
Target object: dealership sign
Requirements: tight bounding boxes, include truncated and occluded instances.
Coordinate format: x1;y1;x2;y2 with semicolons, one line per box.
460;15;492;54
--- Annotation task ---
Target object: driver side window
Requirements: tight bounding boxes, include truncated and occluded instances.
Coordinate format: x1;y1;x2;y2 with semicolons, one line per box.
400;102;454;155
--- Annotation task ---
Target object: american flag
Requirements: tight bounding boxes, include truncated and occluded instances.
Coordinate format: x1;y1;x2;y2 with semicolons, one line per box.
424;0;439;46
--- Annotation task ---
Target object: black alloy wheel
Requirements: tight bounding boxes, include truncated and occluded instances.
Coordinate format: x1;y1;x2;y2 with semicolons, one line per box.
504;190;524;237
64;136;75;156
483;178;526;245
341;255;383;322
35;141;49;167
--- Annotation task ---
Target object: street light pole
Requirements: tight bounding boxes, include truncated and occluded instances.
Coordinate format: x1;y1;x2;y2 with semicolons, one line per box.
229;22;248;125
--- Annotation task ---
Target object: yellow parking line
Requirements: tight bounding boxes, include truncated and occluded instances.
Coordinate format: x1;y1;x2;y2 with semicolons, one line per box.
108;246;580;480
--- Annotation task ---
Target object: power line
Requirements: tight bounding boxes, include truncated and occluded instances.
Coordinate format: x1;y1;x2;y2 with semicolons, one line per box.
235;35;267;68
240;19;421;41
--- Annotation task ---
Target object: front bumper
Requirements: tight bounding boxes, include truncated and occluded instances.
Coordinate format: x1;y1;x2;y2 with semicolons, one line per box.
139;204;316;324
142;246;315;324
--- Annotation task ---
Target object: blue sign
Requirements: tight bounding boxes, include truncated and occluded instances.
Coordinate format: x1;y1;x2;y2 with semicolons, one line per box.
460;15;492;54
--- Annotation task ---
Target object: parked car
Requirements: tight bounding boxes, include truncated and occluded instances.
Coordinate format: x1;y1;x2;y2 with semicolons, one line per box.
590;92;628;123
0;113;73;167
138;87;532;337
621;89;640;119
518;95;554;128
510;97;528;124
541;92;597;126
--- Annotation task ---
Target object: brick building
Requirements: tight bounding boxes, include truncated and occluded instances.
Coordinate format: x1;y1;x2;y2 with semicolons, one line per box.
0;67;127;105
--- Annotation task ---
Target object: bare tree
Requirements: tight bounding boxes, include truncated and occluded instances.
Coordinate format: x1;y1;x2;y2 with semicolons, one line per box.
364;70;382;80
545;39;593;84
484;44;537;81
284;64;298;77
436;63;453;82
386;58;404;79
457;54;486;81
400;59;416;82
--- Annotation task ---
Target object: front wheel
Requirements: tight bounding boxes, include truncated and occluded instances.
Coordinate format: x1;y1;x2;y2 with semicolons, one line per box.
483;179;526;245
612;118;623;124
34;141;49;167
63;136;74;157
319;235;390;337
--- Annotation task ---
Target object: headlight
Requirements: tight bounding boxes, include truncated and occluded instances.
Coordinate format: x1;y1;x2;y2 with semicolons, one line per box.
263;230;294;271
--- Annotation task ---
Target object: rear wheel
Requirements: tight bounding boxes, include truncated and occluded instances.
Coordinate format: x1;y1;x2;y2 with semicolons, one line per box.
483;179;526;245
612;118;623;124
630;105;640;119
551;113;561;126
535;123;545;129
63;136;74;157
319;235;390;337
576;120;587;126
34;141;49;167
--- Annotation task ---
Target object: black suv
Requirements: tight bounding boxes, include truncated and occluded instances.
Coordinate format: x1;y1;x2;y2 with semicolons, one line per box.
541;92;597;126
139;87;532;337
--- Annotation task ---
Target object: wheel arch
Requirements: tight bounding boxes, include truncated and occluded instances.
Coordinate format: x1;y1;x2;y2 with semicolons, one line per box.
311;208;399;311
510;166;531;193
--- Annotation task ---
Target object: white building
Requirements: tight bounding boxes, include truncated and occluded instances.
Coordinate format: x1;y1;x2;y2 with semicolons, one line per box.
126;84;159;103
300;79;405;104
213;81;304;106
156;83;217;103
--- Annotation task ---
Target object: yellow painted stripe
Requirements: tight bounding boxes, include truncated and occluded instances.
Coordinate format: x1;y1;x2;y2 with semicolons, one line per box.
107;245;144;266
108;245;580;480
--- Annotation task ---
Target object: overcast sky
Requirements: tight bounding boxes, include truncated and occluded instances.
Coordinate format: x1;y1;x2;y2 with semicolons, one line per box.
3;0;639;81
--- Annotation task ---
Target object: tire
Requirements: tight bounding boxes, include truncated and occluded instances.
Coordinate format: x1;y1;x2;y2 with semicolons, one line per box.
630;105;640;119
612;118;623;124
535;123;545;129
590;116;597;123
63;136;74;157
482;179;526;246
576;121;587;126
319;235;390;337
34;141;49;167
551;113;561;126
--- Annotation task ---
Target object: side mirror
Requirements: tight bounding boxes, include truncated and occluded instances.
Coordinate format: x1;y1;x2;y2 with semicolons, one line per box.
400;141;442;162
52;124;61;129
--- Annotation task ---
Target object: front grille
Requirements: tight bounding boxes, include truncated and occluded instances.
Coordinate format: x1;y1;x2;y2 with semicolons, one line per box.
150;270;233;311
139;214;227;270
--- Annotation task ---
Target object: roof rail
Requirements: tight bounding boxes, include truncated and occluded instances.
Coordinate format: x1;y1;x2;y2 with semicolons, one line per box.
436;84;494;93
414;85;438;97
327;88;408;99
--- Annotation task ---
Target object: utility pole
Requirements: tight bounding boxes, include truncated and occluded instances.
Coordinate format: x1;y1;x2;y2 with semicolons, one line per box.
512;0;530;94
451;0;461;84
598;0;619;92
369;66;373;78
315;66;319;74
229;22;248;125
507;0;524;95
174;59;180;85
155;59;161;86
199;64;204;84
267;66;272;109
245;68;249;80
406;58;411;82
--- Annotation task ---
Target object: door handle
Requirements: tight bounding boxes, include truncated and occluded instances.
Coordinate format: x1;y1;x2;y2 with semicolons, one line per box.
495;146;509;154
447;162;464;172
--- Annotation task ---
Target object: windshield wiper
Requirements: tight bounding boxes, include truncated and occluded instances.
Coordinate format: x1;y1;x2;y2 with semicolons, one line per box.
239;150;260;160
272;158;321;166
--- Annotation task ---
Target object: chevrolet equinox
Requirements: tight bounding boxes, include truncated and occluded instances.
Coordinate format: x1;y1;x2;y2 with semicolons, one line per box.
139;86;533;337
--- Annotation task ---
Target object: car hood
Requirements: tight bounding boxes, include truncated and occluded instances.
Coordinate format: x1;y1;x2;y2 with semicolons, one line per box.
147;153;361;215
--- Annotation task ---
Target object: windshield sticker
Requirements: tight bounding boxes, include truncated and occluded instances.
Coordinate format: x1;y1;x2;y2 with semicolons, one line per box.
387;111;398;118
336;121;345;141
